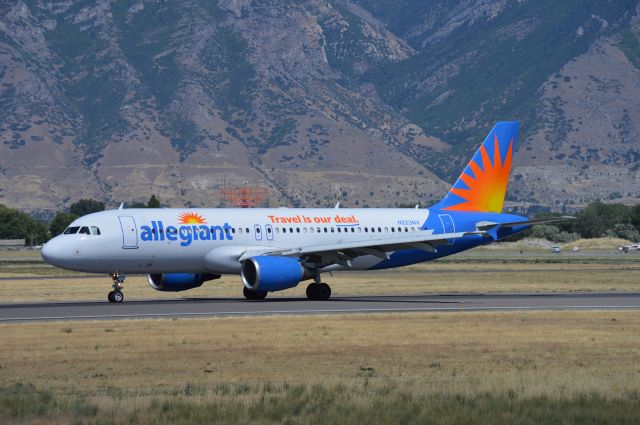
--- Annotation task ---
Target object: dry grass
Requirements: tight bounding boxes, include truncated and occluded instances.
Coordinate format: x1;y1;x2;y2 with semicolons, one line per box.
1;260;640;303
1;311;639;399
1;247;639;303
561;237;632;250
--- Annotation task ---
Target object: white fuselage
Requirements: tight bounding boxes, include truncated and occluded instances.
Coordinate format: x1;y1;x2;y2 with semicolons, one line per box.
42;207;438;274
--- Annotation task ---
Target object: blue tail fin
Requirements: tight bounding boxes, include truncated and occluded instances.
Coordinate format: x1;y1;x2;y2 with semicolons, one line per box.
434;121;519;213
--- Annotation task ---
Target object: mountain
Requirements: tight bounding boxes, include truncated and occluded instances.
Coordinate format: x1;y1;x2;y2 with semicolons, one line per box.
1;0;640;214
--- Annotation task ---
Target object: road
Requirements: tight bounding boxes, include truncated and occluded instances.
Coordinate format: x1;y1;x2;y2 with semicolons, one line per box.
1;292;639;322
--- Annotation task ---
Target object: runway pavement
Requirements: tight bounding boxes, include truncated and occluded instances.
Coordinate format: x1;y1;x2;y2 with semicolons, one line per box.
1;292;640;322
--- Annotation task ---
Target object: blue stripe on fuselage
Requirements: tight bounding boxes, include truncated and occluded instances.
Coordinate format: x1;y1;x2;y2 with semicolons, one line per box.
368;209;529;270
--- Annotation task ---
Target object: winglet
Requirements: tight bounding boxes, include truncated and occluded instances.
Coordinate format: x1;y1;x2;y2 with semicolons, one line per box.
118;203;124;210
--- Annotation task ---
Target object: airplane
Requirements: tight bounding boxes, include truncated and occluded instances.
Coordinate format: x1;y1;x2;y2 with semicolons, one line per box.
41;121;571;303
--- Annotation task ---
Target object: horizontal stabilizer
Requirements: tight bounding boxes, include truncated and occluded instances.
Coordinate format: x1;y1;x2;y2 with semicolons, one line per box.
476;216;575;231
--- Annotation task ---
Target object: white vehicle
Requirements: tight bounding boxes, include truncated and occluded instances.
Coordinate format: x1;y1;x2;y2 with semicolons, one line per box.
41;122;571;303
551;245;561;253
619;243;640;253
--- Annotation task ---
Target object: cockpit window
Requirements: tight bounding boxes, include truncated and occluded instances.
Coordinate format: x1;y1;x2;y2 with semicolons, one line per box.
63;226;80;234
79;226;91;235
90;226;101;235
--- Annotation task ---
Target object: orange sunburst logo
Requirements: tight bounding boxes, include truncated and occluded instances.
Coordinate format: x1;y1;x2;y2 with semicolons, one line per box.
443;134;513;213
179;212;207;224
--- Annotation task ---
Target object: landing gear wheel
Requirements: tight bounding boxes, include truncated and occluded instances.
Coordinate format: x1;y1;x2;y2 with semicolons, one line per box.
109;272;126;303
112;290;124;303
243;287;267;300
306;282;331;300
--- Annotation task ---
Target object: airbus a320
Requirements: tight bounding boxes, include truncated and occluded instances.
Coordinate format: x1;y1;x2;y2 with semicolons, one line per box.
41;122;570;303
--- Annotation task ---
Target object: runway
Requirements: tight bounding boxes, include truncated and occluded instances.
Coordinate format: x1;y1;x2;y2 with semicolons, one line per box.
1;292;640;322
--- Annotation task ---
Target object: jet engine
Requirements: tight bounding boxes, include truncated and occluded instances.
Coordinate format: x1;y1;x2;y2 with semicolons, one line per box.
147;273;220;292
241;256;307;292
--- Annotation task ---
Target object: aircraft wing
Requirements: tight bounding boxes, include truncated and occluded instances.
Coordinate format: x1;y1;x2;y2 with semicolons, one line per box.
238;231;471;267
236;216;574;268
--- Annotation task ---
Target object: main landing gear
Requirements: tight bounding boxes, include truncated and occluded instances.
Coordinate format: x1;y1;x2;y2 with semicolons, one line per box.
306;278;331;301
243;287;267;300
108;272;125;303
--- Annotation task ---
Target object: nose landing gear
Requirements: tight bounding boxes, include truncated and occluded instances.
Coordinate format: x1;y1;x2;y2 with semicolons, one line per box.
108;272;125;303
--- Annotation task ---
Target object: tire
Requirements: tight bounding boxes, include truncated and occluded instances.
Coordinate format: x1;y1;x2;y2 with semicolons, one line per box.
107;291;115;303
112;291;124;303
243;287;267;300
306;283;316;299
315;283;331;300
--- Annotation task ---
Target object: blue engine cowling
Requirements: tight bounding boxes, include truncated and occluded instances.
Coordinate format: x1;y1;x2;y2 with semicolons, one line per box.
147;273;220;292
241;256;305;292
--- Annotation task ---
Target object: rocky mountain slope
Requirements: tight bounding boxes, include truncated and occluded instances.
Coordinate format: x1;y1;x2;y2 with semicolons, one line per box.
1;0;640;213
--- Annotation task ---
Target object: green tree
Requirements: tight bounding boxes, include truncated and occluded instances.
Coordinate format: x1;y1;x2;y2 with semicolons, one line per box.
530;224;579;243
631;204;640;230
69;199;105;216
574;202;633;238
0;204;48;245
605;223;640;242
147;195;161;208
49;212;79;236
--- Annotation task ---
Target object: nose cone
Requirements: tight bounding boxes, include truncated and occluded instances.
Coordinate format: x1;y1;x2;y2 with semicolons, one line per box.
41;237;66;268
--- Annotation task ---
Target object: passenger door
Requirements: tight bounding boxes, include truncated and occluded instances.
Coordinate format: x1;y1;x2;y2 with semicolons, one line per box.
118;216;138;249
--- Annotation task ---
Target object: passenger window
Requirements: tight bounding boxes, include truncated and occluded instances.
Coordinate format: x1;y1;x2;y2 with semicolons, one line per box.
358;228;362;233
90;226;101;235
405;227;409;232
351;228;355;232
290;227;294;233
324;228;328;233
371;228;375;233
245;228;250;233
303;228;308;233
411;227;415;232
267;227;272;234
378;227;382;233
331;227;335;233
63;226;80;235
317;227;321;233
337;228;341;233
365;227;368;232
391;227;395;232
275;228;279;233
296;228;300;233
384;227;388;233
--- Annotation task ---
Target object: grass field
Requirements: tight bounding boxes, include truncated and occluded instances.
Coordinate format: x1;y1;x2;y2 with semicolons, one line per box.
1;247;640;303
1;311;640;423
1;246;640;423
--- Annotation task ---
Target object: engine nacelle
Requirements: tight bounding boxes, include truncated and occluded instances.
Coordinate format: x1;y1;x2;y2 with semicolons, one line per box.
241;256;305;292
147;273;220;292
